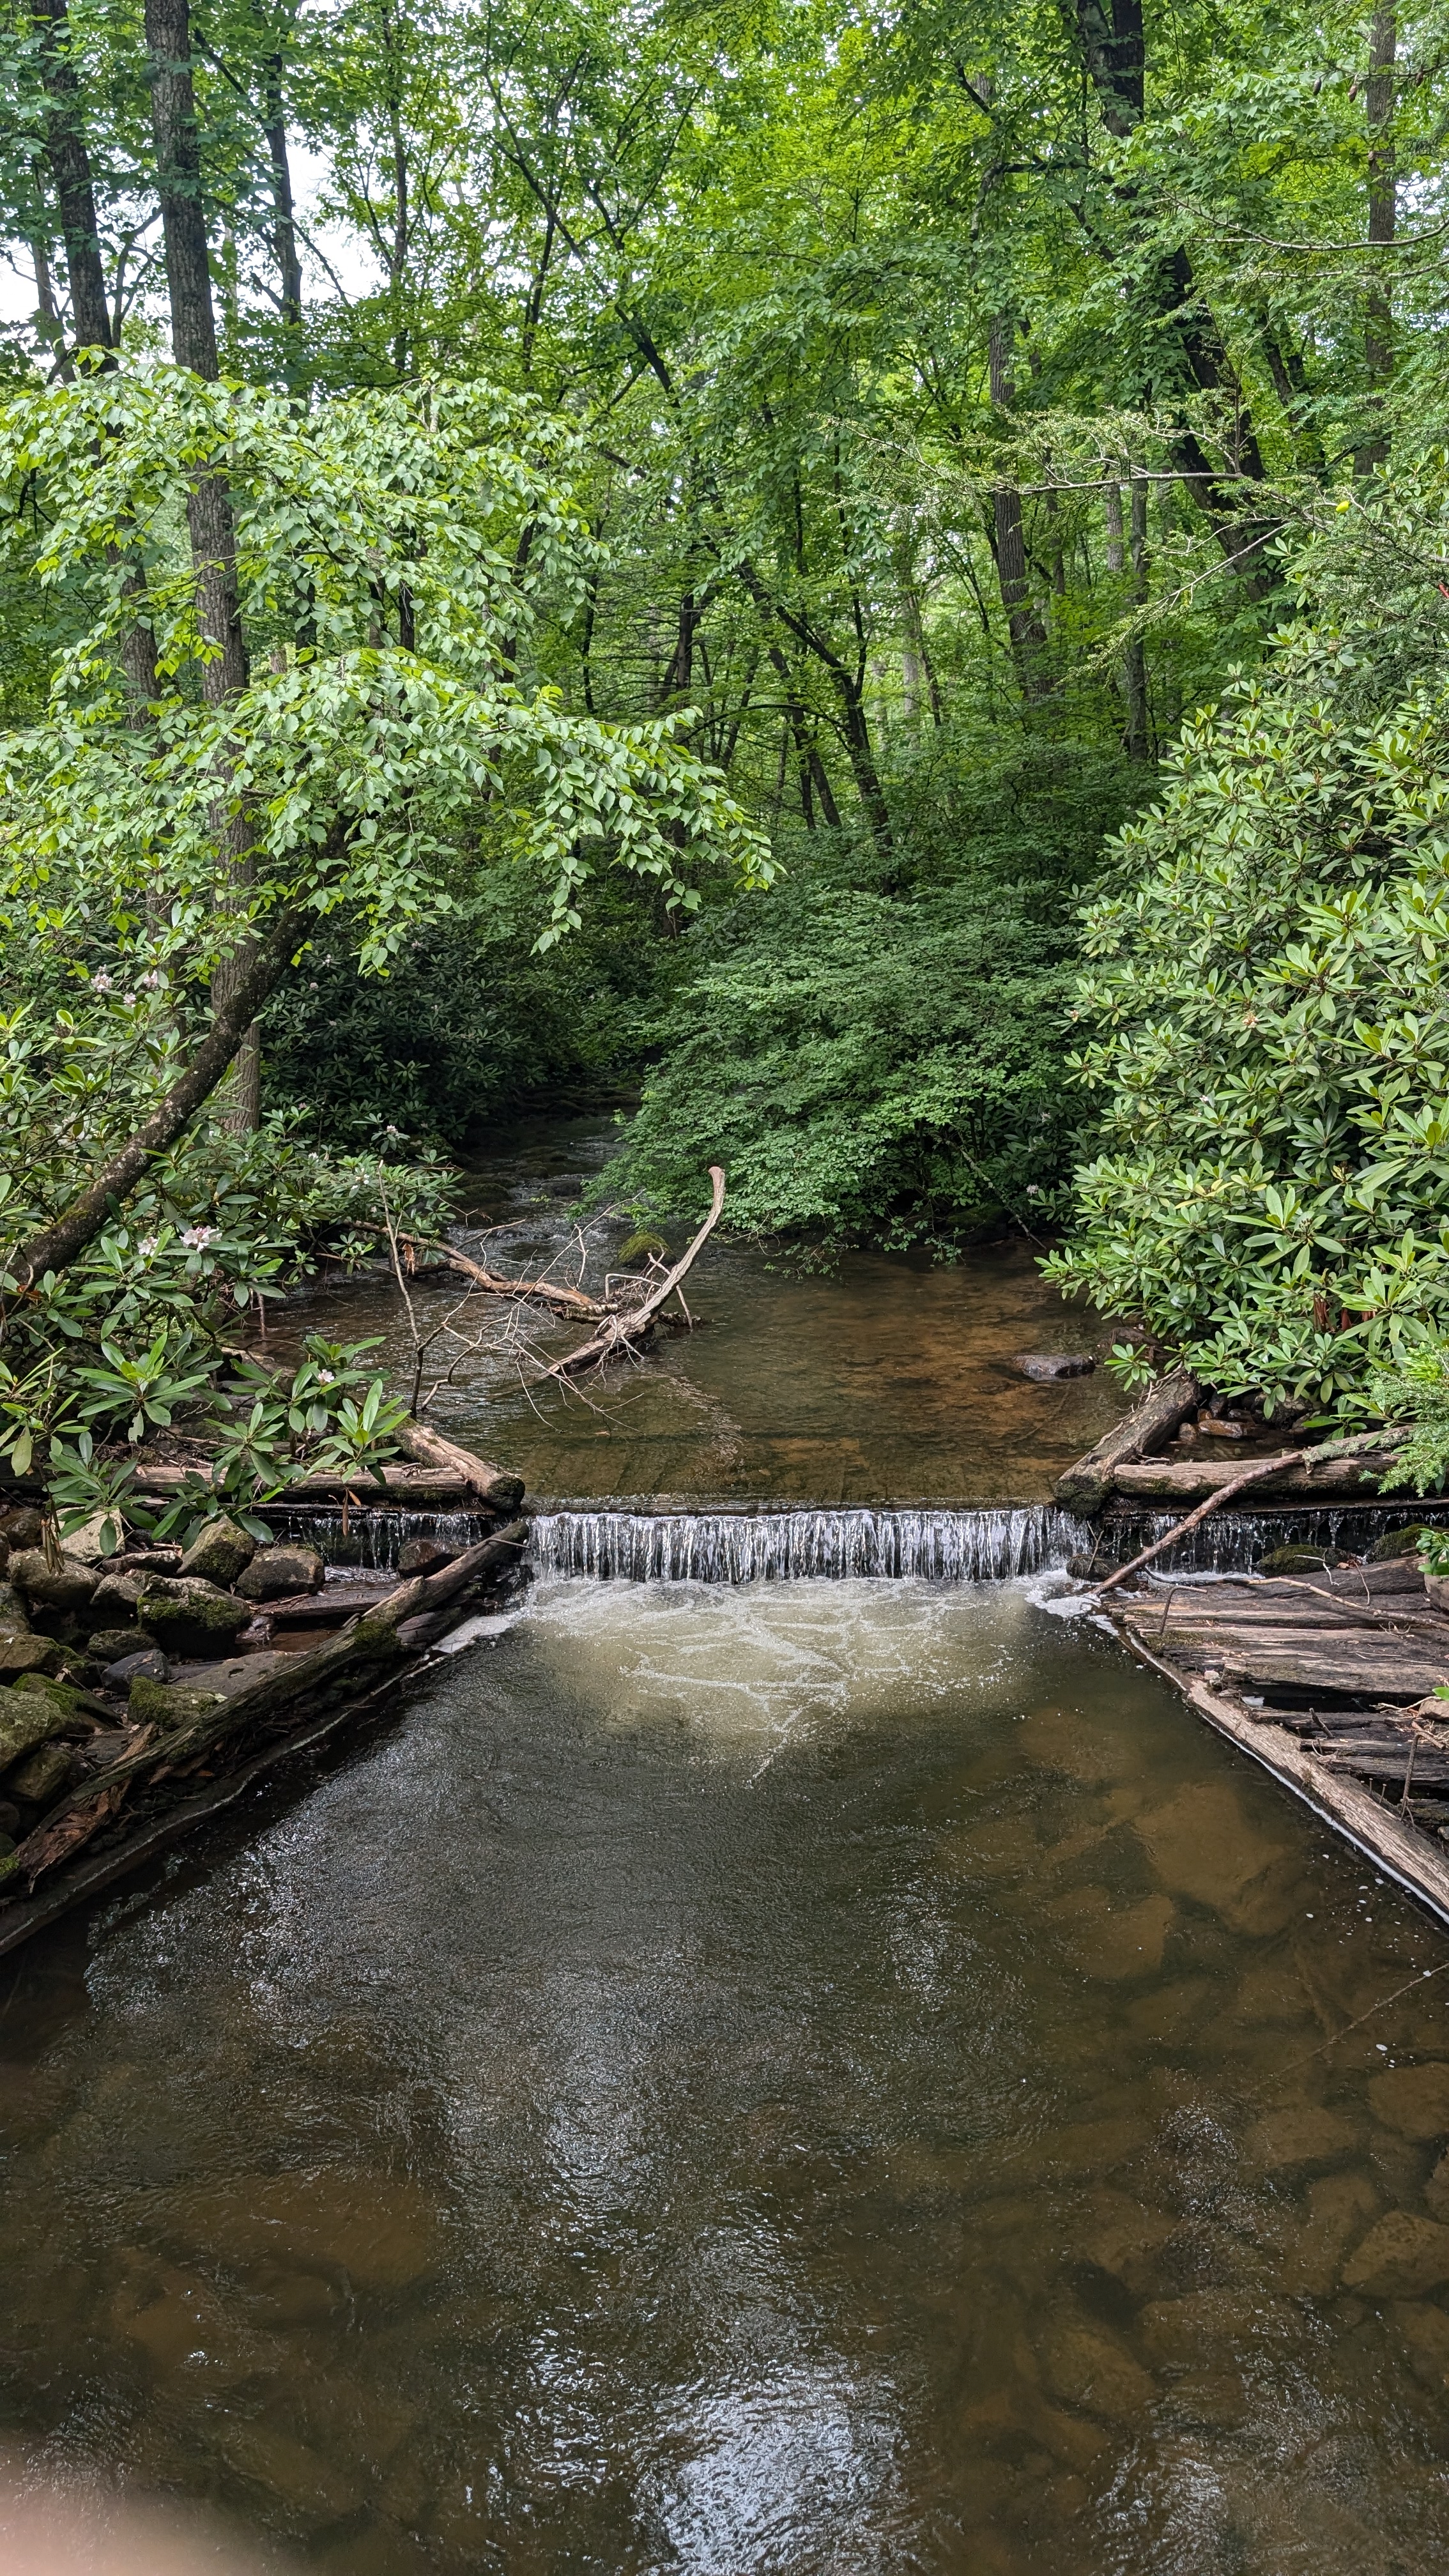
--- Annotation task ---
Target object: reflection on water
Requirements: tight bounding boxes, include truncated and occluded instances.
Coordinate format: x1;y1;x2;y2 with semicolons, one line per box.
3;1579;1449;2572
277;1116;1124;1502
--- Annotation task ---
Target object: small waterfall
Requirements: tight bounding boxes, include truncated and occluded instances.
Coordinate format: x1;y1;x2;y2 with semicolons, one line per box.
529;1504;1092;1583
1104;1499;1447;1576
266;1505;487;1568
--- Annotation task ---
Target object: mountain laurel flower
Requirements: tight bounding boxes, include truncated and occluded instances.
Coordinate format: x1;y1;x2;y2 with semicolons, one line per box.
91;970;114;991
137;1236;159;1257
140;969;165;991
317;1369;335;1384
181;1224;216;1249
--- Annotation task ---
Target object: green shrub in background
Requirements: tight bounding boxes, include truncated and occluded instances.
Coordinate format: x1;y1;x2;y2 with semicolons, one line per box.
1045;589;1449;1414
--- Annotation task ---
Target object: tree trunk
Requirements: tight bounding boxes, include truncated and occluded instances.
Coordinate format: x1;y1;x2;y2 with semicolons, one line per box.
146;0;258;1128
988;319;1048;699
31;0;113;360
261;51;305;397
12;904;309;1287
1358;1;1397;479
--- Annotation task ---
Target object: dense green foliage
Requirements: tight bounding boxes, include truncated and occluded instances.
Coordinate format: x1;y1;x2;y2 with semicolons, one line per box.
4;0;1449;1450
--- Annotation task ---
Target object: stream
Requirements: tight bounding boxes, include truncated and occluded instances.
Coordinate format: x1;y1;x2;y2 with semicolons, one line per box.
3;1123;1449;2572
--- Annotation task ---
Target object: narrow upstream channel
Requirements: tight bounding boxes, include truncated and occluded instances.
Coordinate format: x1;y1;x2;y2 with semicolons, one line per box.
4;1126;1449;2571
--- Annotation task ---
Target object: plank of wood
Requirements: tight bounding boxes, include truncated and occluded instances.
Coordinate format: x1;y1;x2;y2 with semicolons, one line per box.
1054;1368;1200;1514
1112;1454;1387;1503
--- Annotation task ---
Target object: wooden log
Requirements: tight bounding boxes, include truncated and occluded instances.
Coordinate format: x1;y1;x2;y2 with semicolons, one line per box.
132;1462;470;1505
1054;1368;1200;1514
1111;1430;1409;1506
12;1522;528;1874
537;1167;727;1381
394;1418;525;1509
409;1238;603;1319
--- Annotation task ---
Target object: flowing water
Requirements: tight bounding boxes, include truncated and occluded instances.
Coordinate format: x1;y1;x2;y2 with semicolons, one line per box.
4;1573;1449;2573
277;1116;1127;1504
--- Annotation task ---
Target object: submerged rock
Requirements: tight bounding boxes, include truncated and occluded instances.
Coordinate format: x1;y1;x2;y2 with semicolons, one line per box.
1015;1353;1096;1381
237;1543;324;1602
180;1517;257;1588
1256;1544;1349;1574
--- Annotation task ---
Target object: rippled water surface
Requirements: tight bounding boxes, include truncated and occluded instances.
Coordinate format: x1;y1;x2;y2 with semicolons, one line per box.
4;1577;1449;2572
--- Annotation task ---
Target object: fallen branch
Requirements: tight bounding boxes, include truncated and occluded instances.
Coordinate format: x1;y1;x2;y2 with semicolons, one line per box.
1096;1424;1412;1596
536;1168;726;1380
409;1237;603;1318
394;1417;524;1507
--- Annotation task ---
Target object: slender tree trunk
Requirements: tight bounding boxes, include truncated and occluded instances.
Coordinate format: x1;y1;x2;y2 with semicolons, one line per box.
31;0;113;359
1358;1;1397;479
988;318;1048;700
261;51;305;397
1125;468;1149;760
146;0;258;1130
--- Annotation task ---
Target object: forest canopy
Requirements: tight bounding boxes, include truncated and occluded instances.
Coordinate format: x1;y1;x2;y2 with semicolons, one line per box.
1;0;1448;1501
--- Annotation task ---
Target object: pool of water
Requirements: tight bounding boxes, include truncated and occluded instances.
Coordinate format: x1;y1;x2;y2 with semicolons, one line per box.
277;1117;1125;1503
3;1577;1449;2572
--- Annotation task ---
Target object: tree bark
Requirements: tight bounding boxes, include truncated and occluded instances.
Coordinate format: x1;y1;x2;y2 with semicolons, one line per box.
31;0;114;361
261;49;305;397
1358;1;1397;479
11;905;307;1287
146;0;259;1127
988;318;1048;698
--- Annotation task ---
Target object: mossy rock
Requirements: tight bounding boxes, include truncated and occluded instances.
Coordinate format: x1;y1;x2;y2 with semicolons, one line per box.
7;1549;98;1611
1368;1524;1430;1562
6;1738;75;1807
0;1632;65;1681
0;1685;66;1768
178;1516;257;1588
137;1582;252;1659
1257;1544;1348;1575
13;1671;113;1723
126;1675;226;1733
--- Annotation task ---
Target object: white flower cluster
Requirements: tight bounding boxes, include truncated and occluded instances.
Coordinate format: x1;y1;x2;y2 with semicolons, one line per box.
181;1224;216;1250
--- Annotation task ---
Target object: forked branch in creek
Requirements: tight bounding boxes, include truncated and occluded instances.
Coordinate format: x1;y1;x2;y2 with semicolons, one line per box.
536;1167;727;1380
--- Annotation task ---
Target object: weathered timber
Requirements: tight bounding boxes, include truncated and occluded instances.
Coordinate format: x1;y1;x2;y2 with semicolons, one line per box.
1111;1449;1402;1504
394;1418;525;1508
1054;1367;1200;1514
539;1167;727;1380
132;1462;471;1505
407;1236;603;1318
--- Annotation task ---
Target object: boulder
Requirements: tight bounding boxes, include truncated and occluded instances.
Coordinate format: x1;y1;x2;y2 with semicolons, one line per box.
137;1578;252;1659
0;1632;65;1681
237;1543;325;1602
0;1685;66;1768
1370;1524;1430;1562
88;1627;150;1664
1342;2211;1449;2298
397;1535;456;1576
0;1579;31;1634
6;1738;75;1807
62;1510;125;1566
14;1671;113;1723
90;1566;150;1617
8;1549;98;1611
104;1646;168;1687
179;1517;257;1588
126;1675;226;1733
0;1506;43;1546
1016;1353;1096;1381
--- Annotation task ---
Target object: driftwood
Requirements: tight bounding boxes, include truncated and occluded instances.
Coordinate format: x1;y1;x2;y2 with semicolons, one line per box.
1054;1368;1200;1513
408;1238;604;1319
131;1460;471;1506
1098;1426;1413;1593
394;1418;525;1507
538;1167;727;1381
10;1522;528;1887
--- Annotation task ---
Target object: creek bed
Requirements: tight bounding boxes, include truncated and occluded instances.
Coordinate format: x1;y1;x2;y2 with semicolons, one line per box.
4;1570;1449;2571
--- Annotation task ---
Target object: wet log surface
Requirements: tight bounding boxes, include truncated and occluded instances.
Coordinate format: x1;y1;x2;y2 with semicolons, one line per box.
1054;1367;1200;1513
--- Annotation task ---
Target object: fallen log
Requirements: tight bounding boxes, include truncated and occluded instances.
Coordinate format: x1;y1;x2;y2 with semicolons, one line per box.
394;1418;525;1508
10;1522;528;1884
1098;1426;1413;1594
538;1167;726;1380
407;1237;603;1319
131;1461;471;1505
1054;1368;1200;1514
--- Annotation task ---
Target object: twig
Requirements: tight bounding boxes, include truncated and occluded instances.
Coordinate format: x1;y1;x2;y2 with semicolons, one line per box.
536;1169;727;1381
